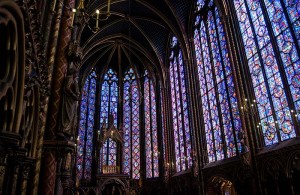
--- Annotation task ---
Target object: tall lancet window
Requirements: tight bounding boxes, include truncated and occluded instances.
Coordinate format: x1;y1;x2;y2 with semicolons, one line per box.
234;0;299;145
99;69;118;169
144;71;159;178
169;37;192;172
161;87;167;176
76;70;97;180
194;1;242;162
123;68;140;179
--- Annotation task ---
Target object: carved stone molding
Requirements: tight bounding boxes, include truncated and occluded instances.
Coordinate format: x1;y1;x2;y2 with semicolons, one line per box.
16;0;49;101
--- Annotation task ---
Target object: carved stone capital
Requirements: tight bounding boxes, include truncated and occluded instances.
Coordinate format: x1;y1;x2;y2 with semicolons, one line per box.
43;140;76;155
19;157;35;180
43;139;76;172
0;132;22;149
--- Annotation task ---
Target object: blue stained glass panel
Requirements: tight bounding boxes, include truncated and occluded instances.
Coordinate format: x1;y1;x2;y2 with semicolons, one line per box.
169;38;192;171
99;69;118;171
195;5;242;162
123;68;140;179
144;76;152;178
76;70;96;180
234;0;298;145
283;0;300;46
123;80;131;175
76;76;90;180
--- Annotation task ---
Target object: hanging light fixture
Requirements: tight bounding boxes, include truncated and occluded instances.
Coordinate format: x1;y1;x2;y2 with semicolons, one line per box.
73;0;112;32
54;0;112;33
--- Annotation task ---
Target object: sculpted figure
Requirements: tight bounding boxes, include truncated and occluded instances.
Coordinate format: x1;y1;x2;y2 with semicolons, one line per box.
60;63;80;137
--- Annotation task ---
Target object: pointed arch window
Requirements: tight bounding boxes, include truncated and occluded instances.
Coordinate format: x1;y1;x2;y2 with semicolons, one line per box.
100;68;118;125
99;69;118;169
169;37;192;172
144;71;159;178
234;0;299;145
76;70;97;180
194;1;242;162
123;68;140;179
77;67;164;180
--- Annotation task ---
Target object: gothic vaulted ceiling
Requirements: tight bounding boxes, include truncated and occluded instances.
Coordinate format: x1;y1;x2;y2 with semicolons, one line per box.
78;0;194;76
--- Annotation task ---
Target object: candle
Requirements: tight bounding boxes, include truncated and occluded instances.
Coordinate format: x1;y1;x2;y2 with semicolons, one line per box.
107;0;111;14
71;8;77;27
96;9;100;30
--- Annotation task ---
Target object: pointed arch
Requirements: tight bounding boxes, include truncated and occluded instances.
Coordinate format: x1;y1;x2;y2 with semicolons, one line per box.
144;70;159;178
169;36;192;172
123;67;140;179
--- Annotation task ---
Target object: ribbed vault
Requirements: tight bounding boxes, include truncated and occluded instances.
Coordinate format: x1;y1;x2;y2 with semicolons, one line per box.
78;0;194;78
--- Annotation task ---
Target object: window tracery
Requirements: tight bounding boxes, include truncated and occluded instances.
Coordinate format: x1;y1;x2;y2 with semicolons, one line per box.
194;0;242;162
144;71;159;178
234;0;299;145
169;37;192;171
77;70;97;179
123;68;140;179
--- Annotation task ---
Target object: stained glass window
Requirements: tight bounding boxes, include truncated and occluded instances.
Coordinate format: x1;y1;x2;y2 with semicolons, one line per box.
234;0;299;145
76;70;97;180
101;138;117;167
144;71;159;178
161;88;168;176
123;68;140;179
194;1;242;162
99;69;118;169
78;66;161;180
169;37;192;172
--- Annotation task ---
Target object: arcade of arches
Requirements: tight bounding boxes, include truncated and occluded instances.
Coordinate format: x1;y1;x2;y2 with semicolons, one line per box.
0;0;300;194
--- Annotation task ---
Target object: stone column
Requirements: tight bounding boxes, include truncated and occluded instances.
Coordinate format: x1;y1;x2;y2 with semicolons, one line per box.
42;140;75;195
46;0;76;138
16;158;35;195
2;149;27;195
59;149;74;195
41;0;76;194
0;146;7;194
41;148;57;195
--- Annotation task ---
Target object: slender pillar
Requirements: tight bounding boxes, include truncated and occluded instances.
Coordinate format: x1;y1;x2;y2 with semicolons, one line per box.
3;157;19;195
42;0;76;194
46;0;76;138
41;149;57;195
16;158;34;195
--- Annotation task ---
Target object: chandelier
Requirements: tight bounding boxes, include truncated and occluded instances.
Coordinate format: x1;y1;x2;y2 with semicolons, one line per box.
54;0;112;33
